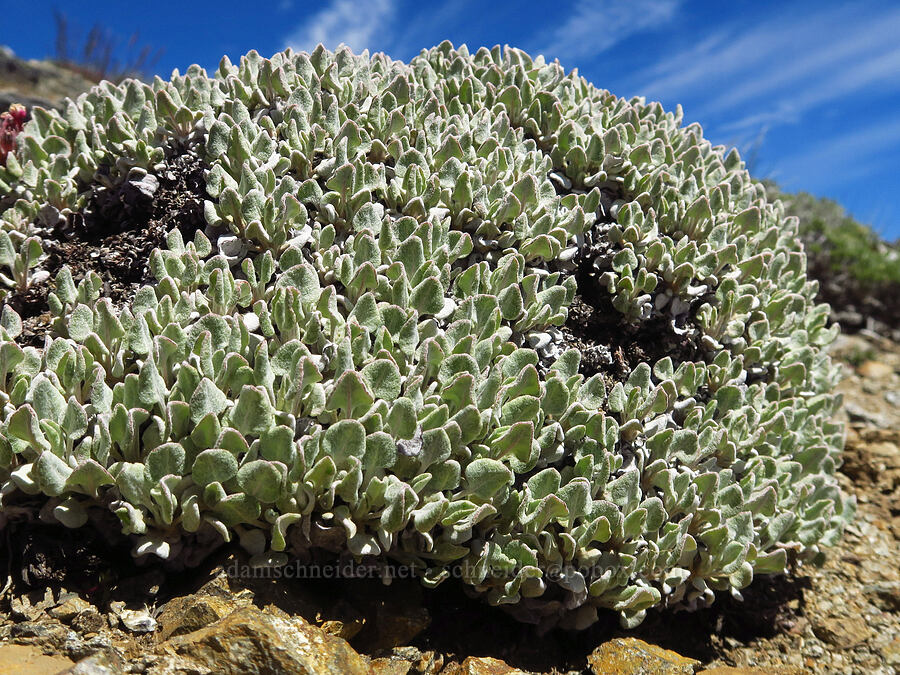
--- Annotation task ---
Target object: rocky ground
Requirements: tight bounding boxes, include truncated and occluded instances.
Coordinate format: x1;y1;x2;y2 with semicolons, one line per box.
0;47;95;112
0;330;896;674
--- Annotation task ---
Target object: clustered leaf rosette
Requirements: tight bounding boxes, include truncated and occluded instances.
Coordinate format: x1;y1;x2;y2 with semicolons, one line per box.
0;42;853;629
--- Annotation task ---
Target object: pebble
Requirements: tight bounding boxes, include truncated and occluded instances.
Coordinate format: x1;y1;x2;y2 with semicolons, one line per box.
128;173;160;199
30;269;51;285
812;615;870;650
856;360;894;378
397;428;423;457
217;234;246;260
70;608;105;635
526;332;551;350
49;597;91;623
587;638;698;675
119;609;157;634
884;390;900;407
241;311;260;332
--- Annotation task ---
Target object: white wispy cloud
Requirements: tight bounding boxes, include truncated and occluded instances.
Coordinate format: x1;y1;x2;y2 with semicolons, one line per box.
385;1;474;59
530;0;680;67
283;0;395;54
703;11;900;114
629;4;900;128
771;117;900;190
715;106;795;135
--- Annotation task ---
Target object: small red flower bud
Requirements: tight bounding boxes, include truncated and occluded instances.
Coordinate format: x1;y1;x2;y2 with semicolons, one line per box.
0;103;27;164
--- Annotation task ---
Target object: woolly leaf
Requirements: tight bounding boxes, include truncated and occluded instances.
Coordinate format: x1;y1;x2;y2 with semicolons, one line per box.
231;385;275;436
146;442;186;482
192;449;239;487
237;460;284;503
35;451;72;497
326;371;374;418
361;359;402;401
190;378;229;424
465;458;512;500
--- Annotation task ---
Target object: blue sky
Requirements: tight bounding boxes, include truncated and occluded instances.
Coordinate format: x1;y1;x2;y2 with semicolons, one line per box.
4;1;899;237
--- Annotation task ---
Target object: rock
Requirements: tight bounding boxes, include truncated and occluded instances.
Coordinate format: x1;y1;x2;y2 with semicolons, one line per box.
841;436;892;485
0;643;73;674
319;618;365;641
9;621;70;650
162;604;371;675
409;649;443;674
10;595;45;622
0;47;94;111
363;602;430;652
49;595;92;623
64;633;113;662
698;668;806;675
126;172;160;200
119;608;157;634
370;647;443;675
884;636;900;667
442;656;529;675
811;614;870;649
70;607;106;635
844;402;889;427
857;360;894;378
370;658;413;675
156;590;248;641
863;581;900;612
58;649;127;675
587;638;699;675
833;309;866;329
30;269;50;285
867;438;900;471
217;234;248;264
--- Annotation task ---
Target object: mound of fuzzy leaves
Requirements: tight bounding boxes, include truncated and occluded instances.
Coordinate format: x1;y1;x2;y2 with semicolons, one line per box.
0;43;853;630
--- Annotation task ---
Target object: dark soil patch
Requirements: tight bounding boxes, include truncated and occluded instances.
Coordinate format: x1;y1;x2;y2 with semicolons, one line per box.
0;507;136;598
565;294;704;382
3;149;208;347
564;258;706;386
627;574;812;663
403;572;808;671
2;285;48;333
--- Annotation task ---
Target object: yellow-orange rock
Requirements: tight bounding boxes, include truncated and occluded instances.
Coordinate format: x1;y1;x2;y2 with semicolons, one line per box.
588;638;699;675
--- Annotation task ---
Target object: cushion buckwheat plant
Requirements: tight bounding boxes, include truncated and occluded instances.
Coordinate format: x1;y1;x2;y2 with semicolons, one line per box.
0;42;853;629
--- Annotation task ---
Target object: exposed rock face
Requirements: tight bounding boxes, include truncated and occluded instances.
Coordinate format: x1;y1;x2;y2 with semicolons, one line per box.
442;656;530;675
160;605;372;675
0;45;94;111
587;638;699;675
